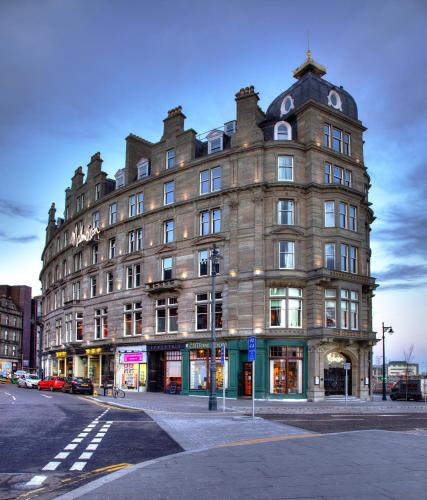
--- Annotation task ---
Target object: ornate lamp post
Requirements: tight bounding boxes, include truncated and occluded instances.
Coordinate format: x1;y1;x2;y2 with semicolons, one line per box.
382;323;393;401
209;244;221;411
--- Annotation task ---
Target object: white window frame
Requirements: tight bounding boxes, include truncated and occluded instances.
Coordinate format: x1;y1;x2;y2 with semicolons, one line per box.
278;241;295;269
324;201;335;227
166;149;176;169
195;292;222;332
207;131;224;154
325;243;336;270
156;298;178;334
109;203;117;224
128;230;136;253
137;158;150;179
137;192;144;214
277;199;294;225
129;194;136;217
94;308;108;340
92;211;100;229
269;288;302;329
109;237;116;259
106;272;114;294
95;183;101;201
164;181;175;205
162;257;173;280
164;219;174;244
324;289;337;328
274;121;292;140
90;276;97;298
277;155;294;181
123;302;143;336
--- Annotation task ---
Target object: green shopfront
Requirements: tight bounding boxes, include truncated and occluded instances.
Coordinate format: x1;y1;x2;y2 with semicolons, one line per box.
181;339;308;399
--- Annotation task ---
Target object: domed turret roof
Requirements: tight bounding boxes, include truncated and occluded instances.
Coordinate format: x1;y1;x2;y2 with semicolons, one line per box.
265;52;358;122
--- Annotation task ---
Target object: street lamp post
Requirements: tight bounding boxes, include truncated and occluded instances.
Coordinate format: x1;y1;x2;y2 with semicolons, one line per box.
209;244;221;411
382;322;394;401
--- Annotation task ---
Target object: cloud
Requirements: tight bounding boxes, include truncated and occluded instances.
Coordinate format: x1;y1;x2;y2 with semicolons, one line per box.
0;230;38;244
0;198;43;223
376;282;427;292
375;264;427;282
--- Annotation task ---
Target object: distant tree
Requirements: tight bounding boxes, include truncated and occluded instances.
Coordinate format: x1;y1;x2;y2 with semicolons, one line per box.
403;345;415;401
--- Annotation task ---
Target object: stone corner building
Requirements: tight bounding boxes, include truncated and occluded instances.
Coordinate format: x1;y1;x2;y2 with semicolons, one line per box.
40;53;376;401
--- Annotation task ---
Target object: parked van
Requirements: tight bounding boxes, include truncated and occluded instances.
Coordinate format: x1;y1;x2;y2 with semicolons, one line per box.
390;379;427;401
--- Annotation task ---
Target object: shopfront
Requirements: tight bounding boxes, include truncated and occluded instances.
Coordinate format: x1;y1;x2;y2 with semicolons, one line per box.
181;338;307;400
116;346;147;391
186;342;228;394
147;344;184;393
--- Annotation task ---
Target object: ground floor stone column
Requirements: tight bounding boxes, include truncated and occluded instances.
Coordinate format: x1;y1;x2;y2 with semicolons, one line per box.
307;340;326;402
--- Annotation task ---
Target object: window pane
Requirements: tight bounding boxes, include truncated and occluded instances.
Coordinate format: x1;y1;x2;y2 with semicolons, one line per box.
278;156;293;181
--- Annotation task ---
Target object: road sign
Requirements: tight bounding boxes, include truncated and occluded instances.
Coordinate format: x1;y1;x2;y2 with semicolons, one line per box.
220;345;225;366
343;363;351;370
248;336;256;361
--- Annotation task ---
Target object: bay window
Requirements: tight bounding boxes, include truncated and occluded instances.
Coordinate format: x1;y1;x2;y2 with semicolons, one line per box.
269;288;302;328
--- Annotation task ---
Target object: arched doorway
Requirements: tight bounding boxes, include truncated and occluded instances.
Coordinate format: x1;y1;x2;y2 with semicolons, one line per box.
324;352;352;396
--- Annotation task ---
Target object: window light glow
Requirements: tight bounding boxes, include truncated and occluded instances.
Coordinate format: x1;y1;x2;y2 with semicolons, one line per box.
254;327;262;334
229;270;237;277
230;328;237;334
254;268;263;275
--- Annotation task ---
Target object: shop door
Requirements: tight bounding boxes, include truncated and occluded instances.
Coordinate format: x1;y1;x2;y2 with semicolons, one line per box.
324;367;352;396
148;351;164;392
242;362;252;397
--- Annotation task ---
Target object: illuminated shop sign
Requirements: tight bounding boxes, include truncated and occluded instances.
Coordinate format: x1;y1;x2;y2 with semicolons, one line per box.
71;225;100;247
120;352;147;363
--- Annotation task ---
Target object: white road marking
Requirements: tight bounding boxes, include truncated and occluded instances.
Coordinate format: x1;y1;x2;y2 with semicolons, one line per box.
26;475;47;487
86;443;98;451
87;424;96;428
55;452;70;459
72;438;83;443
64;443;78;451
91;438;102;443
78;433;88;437
40;395;52;399
5;392;11;395
79;452;93;460
70;461;86;471
95;433;106;438
43;461;61;471
106;421;113;424
83;428;92;432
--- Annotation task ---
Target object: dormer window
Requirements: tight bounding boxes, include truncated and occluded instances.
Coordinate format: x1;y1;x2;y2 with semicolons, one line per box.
207;130;223;154
137;158;150;179
166;149;176;169
327;90;342;111
115;169;125;189
274;121;292;141
224;120;237;136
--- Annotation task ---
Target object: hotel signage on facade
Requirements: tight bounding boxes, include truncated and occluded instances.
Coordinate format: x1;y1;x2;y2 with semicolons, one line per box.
71;225;100;247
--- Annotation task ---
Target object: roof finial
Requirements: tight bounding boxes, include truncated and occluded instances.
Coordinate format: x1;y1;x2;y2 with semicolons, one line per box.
307;31;311;61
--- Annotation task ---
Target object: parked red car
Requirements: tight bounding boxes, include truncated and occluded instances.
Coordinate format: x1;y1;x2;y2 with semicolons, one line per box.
38;376;66;392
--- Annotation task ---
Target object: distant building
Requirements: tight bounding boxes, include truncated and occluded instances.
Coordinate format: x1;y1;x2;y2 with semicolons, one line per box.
0;295;23;376
0;285;36;372
387;361;419;378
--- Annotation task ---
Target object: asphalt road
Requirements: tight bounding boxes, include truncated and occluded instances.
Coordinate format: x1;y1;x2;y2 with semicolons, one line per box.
259;412;427;433
0;383;182;499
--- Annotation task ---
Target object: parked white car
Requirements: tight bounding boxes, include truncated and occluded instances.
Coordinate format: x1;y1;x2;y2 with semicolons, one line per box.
17;374;40;389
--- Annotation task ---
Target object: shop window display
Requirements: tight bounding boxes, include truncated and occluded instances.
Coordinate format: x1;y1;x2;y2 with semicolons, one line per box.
189;348;227;391
269;346;304;395
165;351;182;393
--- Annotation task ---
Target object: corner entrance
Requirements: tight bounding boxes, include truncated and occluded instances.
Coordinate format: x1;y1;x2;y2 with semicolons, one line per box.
324;352;352;396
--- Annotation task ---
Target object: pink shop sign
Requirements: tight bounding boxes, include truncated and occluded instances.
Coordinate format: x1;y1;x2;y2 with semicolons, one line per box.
122;352;146;363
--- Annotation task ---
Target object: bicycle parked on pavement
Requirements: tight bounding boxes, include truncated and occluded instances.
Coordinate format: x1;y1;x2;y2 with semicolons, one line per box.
112;386;125;398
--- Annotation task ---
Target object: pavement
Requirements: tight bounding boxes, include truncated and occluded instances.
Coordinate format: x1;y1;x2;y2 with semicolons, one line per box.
57;430;427;500
54;391;427;499
92;390;427;414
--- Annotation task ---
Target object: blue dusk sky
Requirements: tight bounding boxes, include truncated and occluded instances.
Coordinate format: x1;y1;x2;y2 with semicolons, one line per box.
0;0;426;366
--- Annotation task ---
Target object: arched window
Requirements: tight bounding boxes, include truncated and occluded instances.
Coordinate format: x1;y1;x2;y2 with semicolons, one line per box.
274;121;292;141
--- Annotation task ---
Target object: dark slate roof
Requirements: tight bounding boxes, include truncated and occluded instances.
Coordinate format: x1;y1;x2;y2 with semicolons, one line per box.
265;70;358;122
